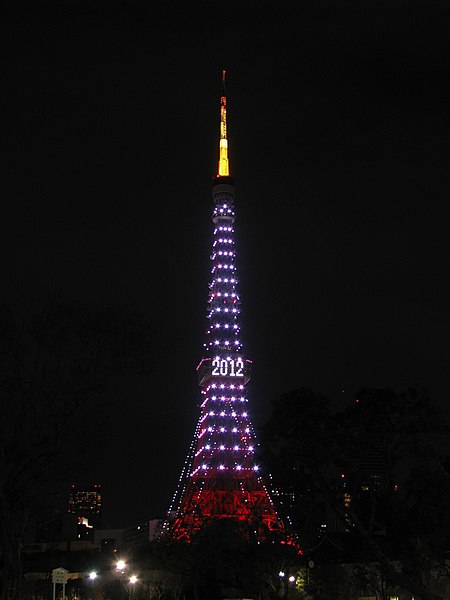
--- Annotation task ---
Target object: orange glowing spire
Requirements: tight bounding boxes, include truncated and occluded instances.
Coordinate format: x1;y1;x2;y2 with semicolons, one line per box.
218;69;229;177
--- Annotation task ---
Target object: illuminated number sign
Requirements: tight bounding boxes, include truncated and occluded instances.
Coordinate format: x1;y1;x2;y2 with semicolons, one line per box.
211;356;244;377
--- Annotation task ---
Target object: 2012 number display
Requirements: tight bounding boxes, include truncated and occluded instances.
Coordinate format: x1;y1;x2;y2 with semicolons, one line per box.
211;357;244;377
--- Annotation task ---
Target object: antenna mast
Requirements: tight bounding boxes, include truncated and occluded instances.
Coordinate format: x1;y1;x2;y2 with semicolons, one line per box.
218;69;229;177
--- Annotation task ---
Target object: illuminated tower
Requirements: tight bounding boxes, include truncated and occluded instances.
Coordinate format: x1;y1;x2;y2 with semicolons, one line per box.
164;72;290;544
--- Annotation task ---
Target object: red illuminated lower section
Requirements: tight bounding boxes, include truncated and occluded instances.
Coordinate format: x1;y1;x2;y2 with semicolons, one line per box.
167;475;289;544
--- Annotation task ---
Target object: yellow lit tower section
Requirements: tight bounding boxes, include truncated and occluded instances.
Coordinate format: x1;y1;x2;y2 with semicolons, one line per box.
218;69;229;178
163;71;296;548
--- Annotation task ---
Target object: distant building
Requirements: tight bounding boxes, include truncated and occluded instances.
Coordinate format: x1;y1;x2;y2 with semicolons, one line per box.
67;483;102;541
331;444;391;534
93;519;163;552
93;527;125;552
124;519;163;548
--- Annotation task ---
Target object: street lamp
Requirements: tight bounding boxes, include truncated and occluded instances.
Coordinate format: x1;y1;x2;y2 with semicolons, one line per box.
128;574;138;600
278;571;296;598
89;571;97;580
116;559;127;572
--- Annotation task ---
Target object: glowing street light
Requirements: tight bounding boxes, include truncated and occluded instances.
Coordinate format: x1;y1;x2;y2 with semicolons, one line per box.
89;571;97;580
129;575;138;584
115;559;126;572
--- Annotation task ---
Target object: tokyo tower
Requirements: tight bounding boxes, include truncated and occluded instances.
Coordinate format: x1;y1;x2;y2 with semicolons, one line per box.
163;72;292;546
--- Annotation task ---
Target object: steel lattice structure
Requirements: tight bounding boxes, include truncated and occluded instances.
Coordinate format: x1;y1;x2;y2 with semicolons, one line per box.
163;72;295;546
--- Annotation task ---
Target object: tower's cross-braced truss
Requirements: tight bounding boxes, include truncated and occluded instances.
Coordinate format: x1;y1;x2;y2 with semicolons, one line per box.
163;72;294;546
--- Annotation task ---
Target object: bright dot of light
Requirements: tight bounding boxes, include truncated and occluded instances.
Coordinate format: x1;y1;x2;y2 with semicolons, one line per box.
130;575;138;584
116;560;126;571
279;571;285;578
89;571;97;580
289;576;296;583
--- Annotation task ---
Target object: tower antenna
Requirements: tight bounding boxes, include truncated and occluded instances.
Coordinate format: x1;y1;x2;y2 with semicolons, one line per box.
218;69;229;177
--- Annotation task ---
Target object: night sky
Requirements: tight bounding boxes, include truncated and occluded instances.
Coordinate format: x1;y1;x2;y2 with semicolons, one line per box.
4;0;450;528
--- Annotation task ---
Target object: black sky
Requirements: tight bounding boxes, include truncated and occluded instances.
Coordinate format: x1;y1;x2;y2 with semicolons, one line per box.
4;0;450;528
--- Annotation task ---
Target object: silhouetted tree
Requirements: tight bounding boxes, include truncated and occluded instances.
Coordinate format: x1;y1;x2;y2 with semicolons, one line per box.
0;297;156;600
153;521;301;600
261;385;450;600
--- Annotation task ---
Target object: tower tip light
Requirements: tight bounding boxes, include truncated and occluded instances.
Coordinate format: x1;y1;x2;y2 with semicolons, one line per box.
218;70;229;177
